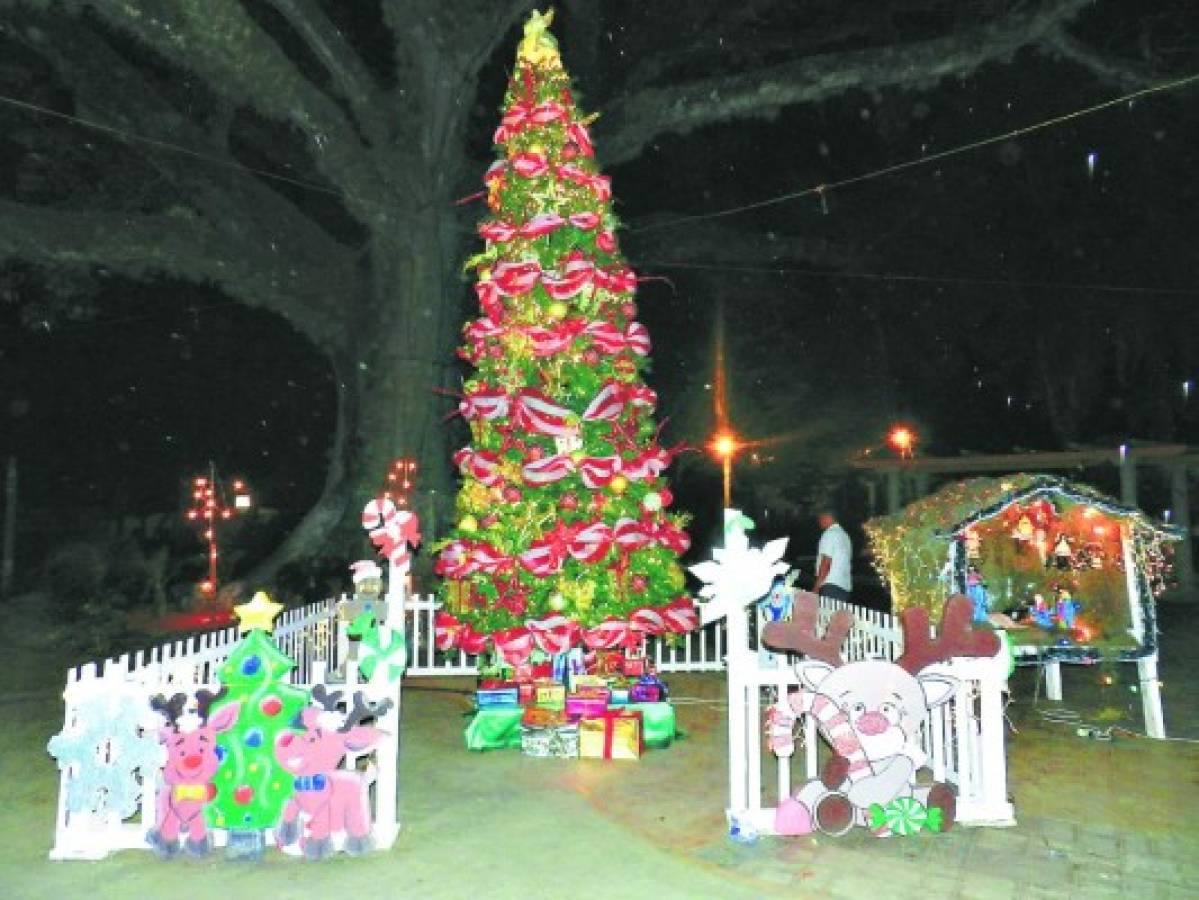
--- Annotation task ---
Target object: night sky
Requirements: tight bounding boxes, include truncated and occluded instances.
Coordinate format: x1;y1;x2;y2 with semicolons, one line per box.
2;0;1197;577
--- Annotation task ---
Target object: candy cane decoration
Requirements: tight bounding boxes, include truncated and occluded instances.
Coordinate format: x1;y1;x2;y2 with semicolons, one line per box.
362;498;422;577
767;690;873;786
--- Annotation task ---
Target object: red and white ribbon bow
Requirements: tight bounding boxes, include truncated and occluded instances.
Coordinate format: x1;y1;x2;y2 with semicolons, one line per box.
585;322;652;356
513;389;574;436
459;385;510;421
569;521;614;564
518;213;565;239
524;318;583;357
453;447;503;487
568;211;600;230
492;260;542;297
613;517;653;552
493;626;535;666
541;251;595;300
522;453;574;485
526;615;579;655
582;381;626;422
582;618;634;650
578;455;622;489
478;220;518;243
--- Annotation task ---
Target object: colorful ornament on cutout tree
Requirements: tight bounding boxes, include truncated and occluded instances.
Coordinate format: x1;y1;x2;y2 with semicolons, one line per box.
205;596;308;851
435;8;695;663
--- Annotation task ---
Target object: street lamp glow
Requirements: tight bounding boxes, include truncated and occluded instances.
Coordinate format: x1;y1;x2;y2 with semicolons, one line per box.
887;425;917;458
712;433;739;459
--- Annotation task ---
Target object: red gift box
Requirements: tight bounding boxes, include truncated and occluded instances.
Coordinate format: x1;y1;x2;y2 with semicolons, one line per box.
518;683;536;706
622;656;651;677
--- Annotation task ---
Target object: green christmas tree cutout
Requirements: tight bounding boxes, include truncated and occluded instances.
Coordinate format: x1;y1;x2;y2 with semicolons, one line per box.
206;620;308;833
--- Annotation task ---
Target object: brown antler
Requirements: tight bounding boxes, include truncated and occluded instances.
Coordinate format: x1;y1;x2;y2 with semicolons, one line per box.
340;691;394;732
760;590;853;666
896;594;1000;674
150;692;188;727
195;686;227;723
311;684;344;712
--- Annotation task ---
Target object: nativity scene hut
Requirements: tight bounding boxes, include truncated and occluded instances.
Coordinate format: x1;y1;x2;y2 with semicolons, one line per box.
864;473;1180;737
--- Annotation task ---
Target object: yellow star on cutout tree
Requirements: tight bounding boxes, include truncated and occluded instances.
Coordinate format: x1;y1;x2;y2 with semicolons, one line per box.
234;591;283;633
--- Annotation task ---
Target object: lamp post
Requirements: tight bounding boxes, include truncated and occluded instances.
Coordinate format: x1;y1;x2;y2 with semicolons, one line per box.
386;457;418;508
185;462;252;598
710;431;741;510
887;425;918;459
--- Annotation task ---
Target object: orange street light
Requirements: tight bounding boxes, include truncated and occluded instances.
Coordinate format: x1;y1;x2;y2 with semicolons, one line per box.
709;431;741;509
887;425;917;459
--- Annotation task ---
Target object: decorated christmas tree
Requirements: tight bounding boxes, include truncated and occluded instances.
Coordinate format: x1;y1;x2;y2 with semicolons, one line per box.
435;10;697;664
206;593;308;843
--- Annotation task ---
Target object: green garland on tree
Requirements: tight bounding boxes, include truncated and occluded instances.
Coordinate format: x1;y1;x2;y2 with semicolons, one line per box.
434;10;697;664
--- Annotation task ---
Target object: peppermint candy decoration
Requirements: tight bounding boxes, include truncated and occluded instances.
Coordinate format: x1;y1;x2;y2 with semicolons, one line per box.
868;798;940;837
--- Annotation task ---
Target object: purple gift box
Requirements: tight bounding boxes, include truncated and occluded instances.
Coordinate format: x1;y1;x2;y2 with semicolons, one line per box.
629;675;667;703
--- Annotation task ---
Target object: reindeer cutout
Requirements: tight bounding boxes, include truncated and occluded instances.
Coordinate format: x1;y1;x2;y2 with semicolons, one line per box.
763;593;999;837
146;689;240;858
274;685;392;860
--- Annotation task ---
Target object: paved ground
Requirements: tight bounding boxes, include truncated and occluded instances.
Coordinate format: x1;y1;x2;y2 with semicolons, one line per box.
2;598;1197;899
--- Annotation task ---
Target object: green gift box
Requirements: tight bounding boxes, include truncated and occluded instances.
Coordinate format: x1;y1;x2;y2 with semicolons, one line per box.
625;701;676;749
464;706;524;751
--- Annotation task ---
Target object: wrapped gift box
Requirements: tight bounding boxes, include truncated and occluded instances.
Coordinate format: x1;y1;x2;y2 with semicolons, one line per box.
477;687;519;708
609;688;630;706
630;674;667;703
522;706;568;728
565;694;609;718
625;701;676;749
521;723;579;758
579;710;643;760
534;680;566;709
464;707;524;751
591;650;624;676
570;673;609;692
517;683;536;706
478;677;516;690
622;656;651;677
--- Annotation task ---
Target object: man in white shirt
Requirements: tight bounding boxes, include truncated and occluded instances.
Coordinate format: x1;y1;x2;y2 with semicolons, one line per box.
813;510;852;601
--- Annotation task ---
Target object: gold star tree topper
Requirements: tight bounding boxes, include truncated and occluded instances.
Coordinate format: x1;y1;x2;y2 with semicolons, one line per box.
518;9;561;69
234;591;284;633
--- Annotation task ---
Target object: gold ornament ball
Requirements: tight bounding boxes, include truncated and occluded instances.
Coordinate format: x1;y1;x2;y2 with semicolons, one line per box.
458;515;479;533
547;301;569;319
548;593;568;612
609;475;629;495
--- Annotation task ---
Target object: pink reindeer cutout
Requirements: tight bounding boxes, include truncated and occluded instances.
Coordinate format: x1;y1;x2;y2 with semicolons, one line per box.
147;689;241;857
274;685;392;860
762;593;999;837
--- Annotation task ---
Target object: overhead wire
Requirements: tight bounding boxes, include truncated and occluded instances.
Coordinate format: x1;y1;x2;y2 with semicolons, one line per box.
629;71;1199;234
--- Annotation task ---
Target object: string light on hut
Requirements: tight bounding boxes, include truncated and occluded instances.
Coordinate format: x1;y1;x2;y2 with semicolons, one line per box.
185;462;252;598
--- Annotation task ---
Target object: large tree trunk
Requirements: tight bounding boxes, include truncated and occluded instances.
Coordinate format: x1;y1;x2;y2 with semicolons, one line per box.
241;198;466;589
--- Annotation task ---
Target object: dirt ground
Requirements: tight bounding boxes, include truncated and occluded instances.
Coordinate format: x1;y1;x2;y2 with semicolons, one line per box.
2;594;1197;899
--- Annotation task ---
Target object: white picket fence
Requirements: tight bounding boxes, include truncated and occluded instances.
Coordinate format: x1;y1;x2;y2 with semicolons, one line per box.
400;594;727;675
49;599;399;861
724;596;1015;835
